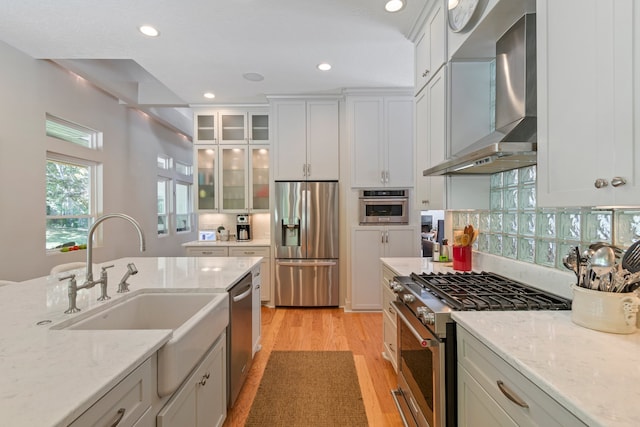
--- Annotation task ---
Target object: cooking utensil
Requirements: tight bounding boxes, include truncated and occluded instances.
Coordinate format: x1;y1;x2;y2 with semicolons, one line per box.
621;240;640;273
590;246;616;290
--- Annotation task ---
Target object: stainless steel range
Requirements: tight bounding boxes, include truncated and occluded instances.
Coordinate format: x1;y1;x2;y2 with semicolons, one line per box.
390;271;572;427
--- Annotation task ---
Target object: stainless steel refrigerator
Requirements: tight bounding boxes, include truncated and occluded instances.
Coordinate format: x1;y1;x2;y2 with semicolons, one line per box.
274;181;339;306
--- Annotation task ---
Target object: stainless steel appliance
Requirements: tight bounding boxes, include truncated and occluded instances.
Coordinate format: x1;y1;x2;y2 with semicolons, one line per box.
390;271;571;427
424;14;537;176
274;181;339;307
227;272;253;407
236;214;251;241
359;189;409;225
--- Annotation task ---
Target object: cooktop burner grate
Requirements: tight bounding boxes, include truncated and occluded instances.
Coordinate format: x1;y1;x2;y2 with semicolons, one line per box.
410;271;572;311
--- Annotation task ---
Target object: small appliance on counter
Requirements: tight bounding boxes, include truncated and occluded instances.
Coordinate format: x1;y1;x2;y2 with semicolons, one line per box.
236;214;251;241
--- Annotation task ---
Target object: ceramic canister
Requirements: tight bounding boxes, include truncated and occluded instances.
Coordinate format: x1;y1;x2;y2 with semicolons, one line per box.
571;285;640;334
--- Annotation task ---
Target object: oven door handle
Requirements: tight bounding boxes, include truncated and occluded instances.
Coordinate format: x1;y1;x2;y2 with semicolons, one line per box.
393;301;440;348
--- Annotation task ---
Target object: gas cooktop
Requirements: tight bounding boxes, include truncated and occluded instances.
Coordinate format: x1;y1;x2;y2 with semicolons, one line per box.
410;271;572;312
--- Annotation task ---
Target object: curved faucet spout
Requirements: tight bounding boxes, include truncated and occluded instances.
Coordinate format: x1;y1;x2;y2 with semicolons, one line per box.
86;213;146;283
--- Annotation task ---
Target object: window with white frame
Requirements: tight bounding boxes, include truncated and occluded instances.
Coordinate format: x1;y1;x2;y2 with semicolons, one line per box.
157;178;170;235
45;115;102;251
157;155;193;235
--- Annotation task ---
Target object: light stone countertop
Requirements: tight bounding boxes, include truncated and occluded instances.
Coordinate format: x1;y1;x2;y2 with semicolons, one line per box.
452;311;640;427
381;256;640;427
0;256;261;427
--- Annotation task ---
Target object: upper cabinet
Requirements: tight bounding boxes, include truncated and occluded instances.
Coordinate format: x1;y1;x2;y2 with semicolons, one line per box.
537;0;640;207
193;107;270;213
271;98;340;181
194;108;269;144
414;0;447;95
348;95;414;188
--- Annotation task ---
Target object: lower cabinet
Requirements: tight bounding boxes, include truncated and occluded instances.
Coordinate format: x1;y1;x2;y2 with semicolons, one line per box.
157;332;227;427
69;356;154;427
381;265;398;372
351;226;418;310
186;245;271;303
251;265;262;357
457;327;587;427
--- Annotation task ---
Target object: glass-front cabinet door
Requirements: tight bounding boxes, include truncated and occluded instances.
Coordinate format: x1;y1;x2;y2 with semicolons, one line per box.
220;113;247;144
220;146;248;211
249;113;269;143
250;146;270;211
196;146;218;211
196;113;217;143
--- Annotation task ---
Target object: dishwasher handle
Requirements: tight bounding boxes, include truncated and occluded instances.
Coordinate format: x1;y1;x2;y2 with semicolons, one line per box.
232;284;252;302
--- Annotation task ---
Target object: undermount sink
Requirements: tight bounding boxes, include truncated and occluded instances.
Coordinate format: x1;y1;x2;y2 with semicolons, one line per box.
53;289;229;397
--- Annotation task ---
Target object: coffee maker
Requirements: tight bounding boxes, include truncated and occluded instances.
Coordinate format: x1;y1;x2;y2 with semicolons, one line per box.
236;214;251;241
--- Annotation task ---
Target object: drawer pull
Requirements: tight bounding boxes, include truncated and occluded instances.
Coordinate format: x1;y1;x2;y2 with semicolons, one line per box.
108;408;126;427
497;380;529;408
244;251;255;254
201;251;213;255
388;304;396;315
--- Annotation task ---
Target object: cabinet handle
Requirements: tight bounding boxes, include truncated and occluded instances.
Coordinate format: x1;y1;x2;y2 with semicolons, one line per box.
422;69;430;78
108;408;126;427
381;232;385;244
389;343;394;352
496;380;529;408
388;304;396;315
307;163;311;177
594;178;608;189
385;170;390;183
381;171;385;183
198;372;211;386
303;164;307;176
201;251;213;255
244;251;255;254
422;199;429;204
611;176;627;187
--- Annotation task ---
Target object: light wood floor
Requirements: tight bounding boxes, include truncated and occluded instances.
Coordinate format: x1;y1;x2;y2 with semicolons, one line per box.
223;306;404;427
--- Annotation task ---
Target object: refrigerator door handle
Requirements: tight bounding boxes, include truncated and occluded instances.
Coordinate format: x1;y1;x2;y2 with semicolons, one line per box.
276;260;337;267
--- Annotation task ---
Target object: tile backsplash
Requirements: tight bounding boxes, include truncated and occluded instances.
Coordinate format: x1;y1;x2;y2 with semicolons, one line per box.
451;166;640;271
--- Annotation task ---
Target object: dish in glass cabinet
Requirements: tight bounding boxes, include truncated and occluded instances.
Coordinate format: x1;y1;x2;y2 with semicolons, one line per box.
448;0;480;33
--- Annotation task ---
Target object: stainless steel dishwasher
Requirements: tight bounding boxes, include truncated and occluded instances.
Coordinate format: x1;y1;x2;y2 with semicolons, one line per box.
227;272;253;408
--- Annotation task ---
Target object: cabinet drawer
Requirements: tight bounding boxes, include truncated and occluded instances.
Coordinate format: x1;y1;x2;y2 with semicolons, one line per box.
457;327;587;427
228;246;270;258
382;285;397;325
70;357;153;427
186;247;229;257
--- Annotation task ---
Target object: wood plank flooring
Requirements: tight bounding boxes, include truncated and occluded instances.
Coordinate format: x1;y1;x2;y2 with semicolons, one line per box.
224;306;404;427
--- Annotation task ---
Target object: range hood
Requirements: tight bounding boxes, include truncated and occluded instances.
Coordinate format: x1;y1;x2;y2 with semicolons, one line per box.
424;13;537;176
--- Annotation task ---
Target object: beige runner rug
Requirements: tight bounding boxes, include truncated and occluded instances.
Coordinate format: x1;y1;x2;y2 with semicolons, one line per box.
245;351;369;426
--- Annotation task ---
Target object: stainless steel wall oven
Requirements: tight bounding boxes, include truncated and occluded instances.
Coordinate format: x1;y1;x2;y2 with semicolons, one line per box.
359;189;409;225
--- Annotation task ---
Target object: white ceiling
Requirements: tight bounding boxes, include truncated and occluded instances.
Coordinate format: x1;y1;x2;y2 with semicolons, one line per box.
0;0;429;107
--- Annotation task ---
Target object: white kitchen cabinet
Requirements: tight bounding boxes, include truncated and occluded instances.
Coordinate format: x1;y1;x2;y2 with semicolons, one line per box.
250;264;262;357
194;109;268;144
414;0;447;95
271;98;340;180
69;356;154;427
157;332;227;427
381;265;398;372
349;95;414;188
218;145;270;213
457;326;588;427
415;67;446;210
228;245;271;303
537;0;640;207
350;226;418;310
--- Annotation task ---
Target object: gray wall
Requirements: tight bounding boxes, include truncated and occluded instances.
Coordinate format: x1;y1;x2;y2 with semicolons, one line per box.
0;41;195;281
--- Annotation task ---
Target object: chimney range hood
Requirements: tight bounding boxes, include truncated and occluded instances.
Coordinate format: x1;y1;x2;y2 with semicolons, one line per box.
423;13;537;176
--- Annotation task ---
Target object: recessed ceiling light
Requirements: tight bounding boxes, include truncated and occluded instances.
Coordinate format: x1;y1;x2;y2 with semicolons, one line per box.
385;0;405;13
203;92;215;99
243;72;264;82
317;63;332;71
448;0;460;9
139;25;159;37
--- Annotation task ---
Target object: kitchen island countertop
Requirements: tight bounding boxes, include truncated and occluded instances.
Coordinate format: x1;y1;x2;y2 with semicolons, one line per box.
0;256;261;427
381;256;640;427
182;238;271;247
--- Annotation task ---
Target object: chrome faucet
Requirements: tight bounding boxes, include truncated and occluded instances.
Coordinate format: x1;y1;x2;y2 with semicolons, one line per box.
60;264;113;313
85;213;146;287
